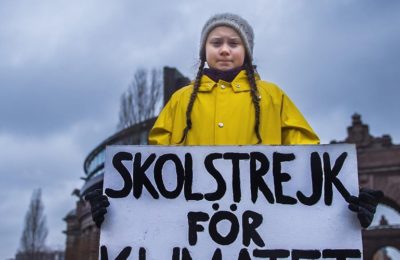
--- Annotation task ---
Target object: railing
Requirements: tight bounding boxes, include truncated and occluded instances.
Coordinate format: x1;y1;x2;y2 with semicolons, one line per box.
81;118;156;194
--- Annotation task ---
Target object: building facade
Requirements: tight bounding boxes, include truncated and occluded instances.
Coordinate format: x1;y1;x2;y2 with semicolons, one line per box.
64;69;400;259
332;114;400;260
63;67;189;260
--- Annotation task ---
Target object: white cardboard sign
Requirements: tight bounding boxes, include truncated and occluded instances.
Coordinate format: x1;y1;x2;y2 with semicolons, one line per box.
100;144;362;259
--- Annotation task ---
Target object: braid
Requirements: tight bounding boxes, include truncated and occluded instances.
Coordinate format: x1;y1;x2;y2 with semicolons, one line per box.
178;59;205;144
245;61;262;144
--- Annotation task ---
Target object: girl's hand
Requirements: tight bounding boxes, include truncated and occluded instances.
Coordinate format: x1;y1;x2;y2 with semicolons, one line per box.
85;189;110;228
348;188;384;228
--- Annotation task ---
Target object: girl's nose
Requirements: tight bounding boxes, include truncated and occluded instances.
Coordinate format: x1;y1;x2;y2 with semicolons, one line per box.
219;43;230;55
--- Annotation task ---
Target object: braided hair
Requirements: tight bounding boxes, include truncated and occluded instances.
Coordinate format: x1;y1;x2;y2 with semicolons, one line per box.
178;58;262;144
178;59;205;143
244;59;262;144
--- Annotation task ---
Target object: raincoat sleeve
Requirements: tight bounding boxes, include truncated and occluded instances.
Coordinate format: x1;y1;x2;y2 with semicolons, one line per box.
148;99;174;145
280;93;320;145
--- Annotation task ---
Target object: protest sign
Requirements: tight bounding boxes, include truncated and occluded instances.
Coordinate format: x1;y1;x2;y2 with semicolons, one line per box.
100;144;362;259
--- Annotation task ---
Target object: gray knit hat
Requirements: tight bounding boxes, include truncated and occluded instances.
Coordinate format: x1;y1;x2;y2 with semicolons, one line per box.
200;13;254;61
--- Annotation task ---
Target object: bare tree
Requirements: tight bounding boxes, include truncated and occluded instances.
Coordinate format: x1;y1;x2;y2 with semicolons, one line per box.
117;68;162;129
19;189;48;259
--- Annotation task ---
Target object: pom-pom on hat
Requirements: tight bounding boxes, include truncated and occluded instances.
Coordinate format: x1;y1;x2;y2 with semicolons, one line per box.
200;13;254;61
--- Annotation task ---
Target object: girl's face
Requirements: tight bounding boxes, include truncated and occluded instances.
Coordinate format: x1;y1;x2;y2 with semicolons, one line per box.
205;26;245;71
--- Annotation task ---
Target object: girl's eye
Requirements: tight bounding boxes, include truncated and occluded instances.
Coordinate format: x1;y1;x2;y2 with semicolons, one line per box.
229;41;240;47
210;41;222;46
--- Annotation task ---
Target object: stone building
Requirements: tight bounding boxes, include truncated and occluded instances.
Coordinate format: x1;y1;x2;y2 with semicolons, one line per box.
63;67;189;260
64;69;400;259
332;114;400;259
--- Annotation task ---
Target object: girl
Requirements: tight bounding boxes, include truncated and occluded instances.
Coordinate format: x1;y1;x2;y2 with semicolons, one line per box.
86;13;382;230
148;13;319;145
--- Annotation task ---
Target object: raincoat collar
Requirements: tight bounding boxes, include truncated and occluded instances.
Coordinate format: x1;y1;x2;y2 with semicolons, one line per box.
198;70;260;92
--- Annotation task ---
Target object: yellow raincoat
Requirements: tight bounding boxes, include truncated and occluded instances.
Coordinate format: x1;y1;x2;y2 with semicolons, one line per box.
148;70;319;145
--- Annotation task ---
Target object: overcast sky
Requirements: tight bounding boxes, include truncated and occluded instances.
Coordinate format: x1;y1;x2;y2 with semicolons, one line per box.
1;0;400;259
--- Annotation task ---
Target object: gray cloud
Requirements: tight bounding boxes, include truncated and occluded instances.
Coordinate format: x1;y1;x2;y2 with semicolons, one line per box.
251;0;400;142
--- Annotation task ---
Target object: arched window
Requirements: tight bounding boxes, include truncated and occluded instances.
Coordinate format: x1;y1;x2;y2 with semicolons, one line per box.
370;203;400;227
370;203;400;259
373;246;400;260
